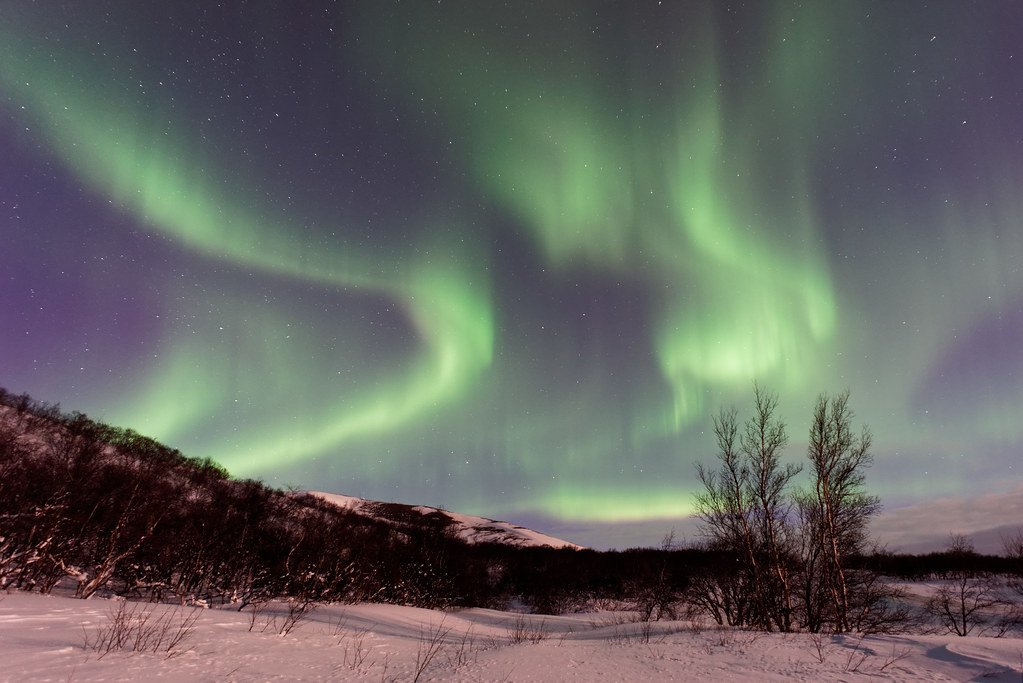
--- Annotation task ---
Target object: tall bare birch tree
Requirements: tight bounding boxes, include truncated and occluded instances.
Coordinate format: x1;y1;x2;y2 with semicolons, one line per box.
805;391;879;633
695;385;800;631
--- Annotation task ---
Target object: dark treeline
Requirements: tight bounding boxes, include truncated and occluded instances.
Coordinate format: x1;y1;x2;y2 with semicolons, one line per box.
0;386;1020;624
850;550;1020;580
0;386;694;612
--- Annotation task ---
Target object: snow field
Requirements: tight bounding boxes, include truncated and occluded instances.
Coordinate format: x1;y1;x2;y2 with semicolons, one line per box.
2;591;1023;681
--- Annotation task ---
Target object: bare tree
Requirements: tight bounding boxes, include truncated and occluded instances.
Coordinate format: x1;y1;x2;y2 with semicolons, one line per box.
694;385;799;631
741;384;800;631
695;405;765;628
1004;529;1023;600
926;535;1012;636
694;387;893;634
633;529;684;621
804;391;879;633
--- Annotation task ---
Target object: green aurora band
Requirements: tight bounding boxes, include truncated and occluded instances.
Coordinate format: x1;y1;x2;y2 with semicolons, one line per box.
0;25;495;473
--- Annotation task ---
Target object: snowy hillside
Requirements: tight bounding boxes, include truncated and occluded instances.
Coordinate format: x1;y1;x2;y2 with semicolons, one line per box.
308;491;584;550
3;591;1023;681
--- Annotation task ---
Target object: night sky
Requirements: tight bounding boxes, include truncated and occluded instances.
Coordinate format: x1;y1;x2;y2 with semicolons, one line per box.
2;2;1022;548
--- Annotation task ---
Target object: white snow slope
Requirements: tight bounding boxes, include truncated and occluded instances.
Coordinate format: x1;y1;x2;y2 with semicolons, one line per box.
2;591;1022;682
308;490;584;549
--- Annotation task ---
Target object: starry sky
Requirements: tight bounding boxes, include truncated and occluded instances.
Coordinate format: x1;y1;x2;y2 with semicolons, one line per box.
2;1;1022;549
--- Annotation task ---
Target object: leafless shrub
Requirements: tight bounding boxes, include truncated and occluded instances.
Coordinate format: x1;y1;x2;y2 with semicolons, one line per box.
704;626;762;654
806;632;911;675
709;627;735;649
1002;529;1023;599
246;599;268;632
842;633;871;673
878;642;913;673
280;598;316;635
925;536;1012;637
636;619;657;644
343;628;371;670
845;635;912;675
998;604;1023;637
412;619;451;683
375;653;393;683
82;601;201;658
603;622;629;647
255;598;316;636
679;617;705;635
672;600;707;636
587;597;626;612
506;615;550;644
807;631;827;664
445;625;489;669
329;613;373;671
328;612;349;642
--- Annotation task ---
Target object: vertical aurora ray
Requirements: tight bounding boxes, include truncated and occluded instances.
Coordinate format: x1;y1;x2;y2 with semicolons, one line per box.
655;39;838;424
352;2;838;434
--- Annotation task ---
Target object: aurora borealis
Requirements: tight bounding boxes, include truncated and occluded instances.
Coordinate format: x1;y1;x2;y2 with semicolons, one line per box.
2;1;1022;548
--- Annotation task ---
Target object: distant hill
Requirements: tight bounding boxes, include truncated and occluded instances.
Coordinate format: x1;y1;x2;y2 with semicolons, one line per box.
0;385;588;609
308;491;583;550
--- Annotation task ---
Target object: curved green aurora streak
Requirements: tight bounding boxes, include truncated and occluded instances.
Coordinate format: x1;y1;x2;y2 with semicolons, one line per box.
0;26;494;473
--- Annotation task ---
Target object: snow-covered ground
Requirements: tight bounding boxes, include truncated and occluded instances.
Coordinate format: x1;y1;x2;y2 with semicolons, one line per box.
2;591;1022;682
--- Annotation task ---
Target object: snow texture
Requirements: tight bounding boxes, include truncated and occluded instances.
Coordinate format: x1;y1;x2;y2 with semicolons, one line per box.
2;591;1022;682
